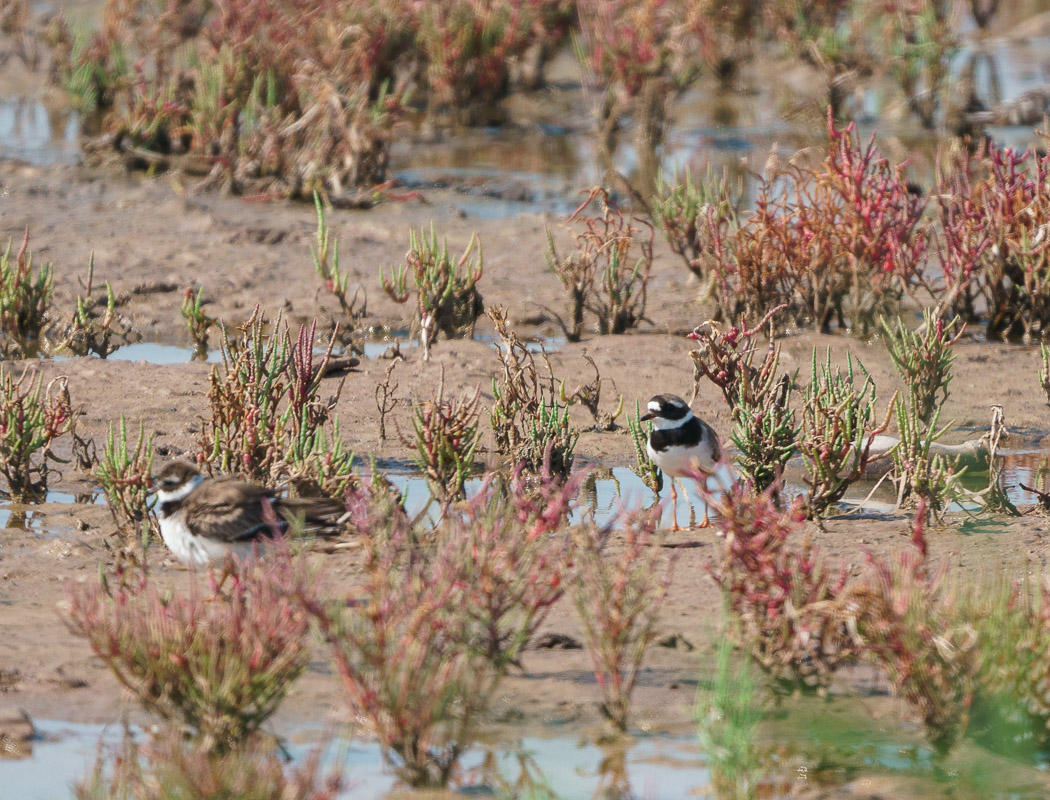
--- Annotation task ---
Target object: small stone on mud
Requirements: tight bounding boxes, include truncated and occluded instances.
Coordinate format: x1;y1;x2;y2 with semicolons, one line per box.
531;632;582;650
656;633;695;651
0;707;34;758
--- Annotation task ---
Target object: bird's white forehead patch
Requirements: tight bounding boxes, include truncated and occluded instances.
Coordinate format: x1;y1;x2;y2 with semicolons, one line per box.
648;401;661;413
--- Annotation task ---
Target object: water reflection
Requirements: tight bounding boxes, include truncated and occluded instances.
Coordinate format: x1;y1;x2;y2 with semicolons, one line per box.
0;97;80;165
386;466;723;531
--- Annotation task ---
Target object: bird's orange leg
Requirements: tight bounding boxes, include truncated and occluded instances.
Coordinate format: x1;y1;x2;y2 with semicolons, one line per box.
669;478;681;532
208;555;237;599
694;473;713;529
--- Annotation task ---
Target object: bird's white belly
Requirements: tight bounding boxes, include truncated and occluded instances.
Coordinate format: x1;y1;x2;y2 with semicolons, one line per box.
158;517;254;567
647;441;715;479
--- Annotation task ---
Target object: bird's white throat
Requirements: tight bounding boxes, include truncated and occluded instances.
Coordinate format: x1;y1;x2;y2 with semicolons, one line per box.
651;410;694;430
156;474;205;513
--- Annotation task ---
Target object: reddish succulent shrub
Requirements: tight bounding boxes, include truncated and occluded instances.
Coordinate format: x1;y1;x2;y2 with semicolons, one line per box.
295;478;483;787
704;111;930;334
59;0;412;198
575;0;705;176
937;141;1050;339
297;465;579;786
442;466;581;671
851;505;980;754
546;187;653;340
705;482;858;694
66;551;314;752
416;0;522;124
572;506;673;731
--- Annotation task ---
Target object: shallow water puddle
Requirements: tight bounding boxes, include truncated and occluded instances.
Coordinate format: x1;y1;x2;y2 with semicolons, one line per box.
387;465;728;531
44;334;567;365
0;720;714;800
52;342;222;365
10;696;1050;799
0;489;102;532
0;98;81;166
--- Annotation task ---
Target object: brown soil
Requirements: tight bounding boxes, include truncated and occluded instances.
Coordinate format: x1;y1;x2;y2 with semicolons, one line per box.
2;153;1050;783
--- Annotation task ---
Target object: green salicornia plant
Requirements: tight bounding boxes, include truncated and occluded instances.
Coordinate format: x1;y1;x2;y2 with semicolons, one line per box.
198;309;349;495
572;506;672;732
627;399;662;493
730;376;797;500
200;309;291;482
696;636;763;800
62;255;130;358
67;551;314;753
408;377;481;505
0;367;76;501
545;186;652;341
488;307;577;477
690;309;797;496
882;310;964;425
650;165;740;278
96;416;156;542
798;351;891;519
890;396;965;521
0;229;53;357
380;223;484;361
180;286;214;356
312;193;365;345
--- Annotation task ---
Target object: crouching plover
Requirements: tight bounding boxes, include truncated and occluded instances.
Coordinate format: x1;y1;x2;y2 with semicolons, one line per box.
640;394;721;530
153;461;347;568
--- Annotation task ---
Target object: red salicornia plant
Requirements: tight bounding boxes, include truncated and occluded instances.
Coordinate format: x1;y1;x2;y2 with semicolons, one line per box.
407;377;481;505
297;482;498;789
66;550;314;753
572;505;673;732
704;110;929;335
936;141;1050;339
51;0;410;199
705;481;858;695
575;0;705;179
545;187;653;340
442;465;582;672
851;504;979;754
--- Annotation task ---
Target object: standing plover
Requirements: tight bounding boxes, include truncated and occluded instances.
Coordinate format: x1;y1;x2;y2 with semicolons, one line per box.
640;394;721;529
153;461;346;568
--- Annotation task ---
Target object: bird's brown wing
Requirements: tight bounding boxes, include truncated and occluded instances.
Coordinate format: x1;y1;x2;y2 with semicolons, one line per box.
180;478;277;543
274;495;347;535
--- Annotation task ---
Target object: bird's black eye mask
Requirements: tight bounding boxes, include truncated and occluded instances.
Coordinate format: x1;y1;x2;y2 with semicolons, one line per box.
659;404;689;420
